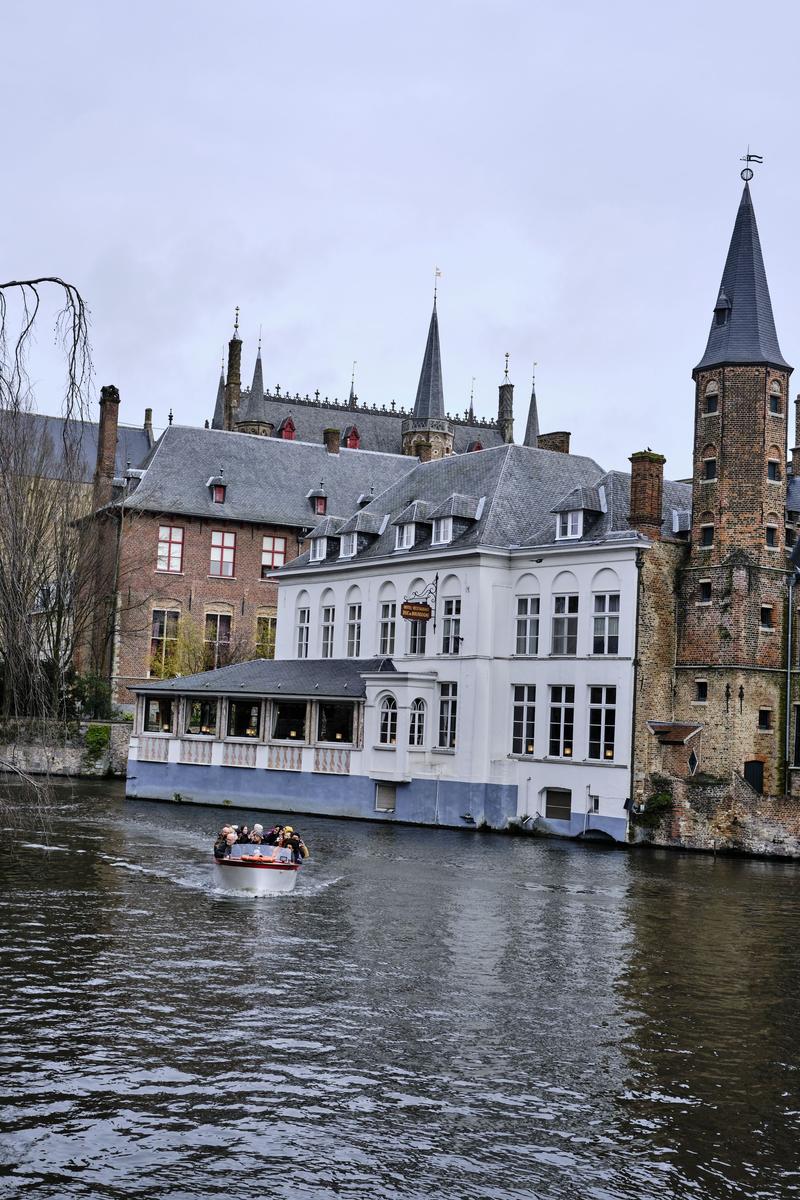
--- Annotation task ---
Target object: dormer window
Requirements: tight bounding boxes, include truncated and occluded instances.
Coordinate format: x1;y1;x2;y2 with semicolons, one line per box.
395;523;415;551
310;537;327;563
339;533;357;559
213;484;225;503
556;511;582;540
431;517;452;546
315;496;327;515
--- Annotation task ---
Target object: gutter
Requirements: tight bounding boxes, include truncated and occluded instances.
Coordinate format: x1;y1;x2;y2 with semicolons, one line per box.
628;547;645;825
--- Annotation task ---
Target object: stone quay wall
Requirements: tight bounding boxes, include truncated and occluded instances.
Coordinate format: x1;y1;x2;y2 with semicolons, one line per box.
0;723;131;779
632;771;800;858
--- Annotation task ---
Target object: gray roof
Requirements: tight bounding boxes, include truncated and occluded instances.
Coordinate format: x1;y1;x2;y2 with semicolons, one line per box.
212;373;225;430
429;492;482;520
391;500;436;526
228;388;505;455
236;350;266;425
412;302;445;421
119;425;417;527
339;510;385;535
550;485;603;514
9;412;152;484
282;442;609;568
134;656;396;698
695;183;790;372
550;471;692;545
786;476;800;514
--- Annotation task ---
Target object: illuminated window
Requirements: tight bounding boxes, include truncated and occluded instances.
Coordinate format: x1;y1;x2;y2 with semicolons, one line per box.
588;685;616;760
548;685;574;757
512;685;536;755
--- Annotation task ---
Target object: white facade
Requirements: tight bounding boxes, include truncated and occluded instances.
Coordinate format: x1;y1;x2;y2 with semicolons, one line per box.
275;536;641;838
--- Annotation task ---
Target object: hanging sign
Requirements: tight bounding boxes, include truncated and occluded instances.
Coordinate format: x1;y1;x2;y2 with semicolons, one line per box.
401;601;432;622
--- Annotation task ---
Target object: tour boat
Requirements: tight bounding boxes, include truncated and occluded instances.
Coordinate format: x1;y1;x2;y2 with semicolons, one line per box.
213;845;301;894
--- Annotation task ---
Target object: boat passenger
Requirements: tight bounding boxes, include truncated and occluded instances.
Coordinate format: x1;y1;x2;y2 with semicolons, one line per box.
264;824;284;845
213;834;229;860
237;825;251;844
250;823;264;844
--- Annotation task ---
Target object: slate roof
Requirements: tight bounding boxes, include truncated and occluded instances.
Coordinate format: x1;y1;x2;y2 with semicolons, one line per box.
537;470;692;546
412;302;446;421
523;380;540;447
212;373;225;429
7;412;152;484
135;656;395;698
118;425;417;527
788;477;800;515
695;183;790;372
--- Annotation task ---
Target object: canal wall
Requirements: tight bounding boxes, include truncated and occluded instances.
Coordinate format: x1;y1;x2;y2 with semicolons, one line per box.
631;772;800;858
0;723;131;779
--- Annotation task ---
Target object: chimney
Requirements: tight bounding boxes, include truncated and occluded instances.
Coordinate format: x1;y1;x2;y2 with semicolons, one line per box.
93;385;121;507
537;431;571;454
224;321;242;430
323;428;341;454
629;450;666;539
143;407;153;444
498;380;514;444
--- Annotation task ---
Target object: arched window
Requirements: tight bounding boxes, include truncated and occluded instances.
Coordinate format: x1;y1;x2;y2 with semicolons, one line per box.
409;698;426;746
704;381;719;415
701;443;718;482
379;695;398;745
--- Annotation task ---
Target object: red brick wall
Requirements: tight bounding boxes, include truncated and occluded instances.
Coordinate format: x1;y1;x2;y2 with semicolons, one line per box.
112;510;300;704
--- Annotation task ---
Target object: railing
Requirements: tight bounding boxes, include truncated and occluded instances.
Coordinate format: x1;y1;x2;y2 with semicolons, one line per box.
178;738;213;766
138;736;170;763
268;744;303;771
313;746;351;774
222;742;257;768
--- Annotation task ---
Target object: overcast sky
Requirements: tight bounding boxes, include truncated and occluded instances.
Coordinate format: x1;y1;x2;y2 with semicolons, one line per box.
3;0;798;478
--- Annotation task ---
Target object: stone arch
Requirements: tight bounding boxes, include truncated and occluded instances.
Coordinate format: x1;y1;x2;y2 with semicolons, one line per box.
590;566;620;593
440;572;461;597
552;569;579;593
514;571;540;595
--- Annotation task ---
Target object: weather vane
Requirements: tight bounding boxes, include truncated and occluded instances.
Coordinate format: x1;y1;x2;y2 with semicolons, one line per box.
504;352;510;381
234;305;240;336
740;147;763;182
434;266;442;302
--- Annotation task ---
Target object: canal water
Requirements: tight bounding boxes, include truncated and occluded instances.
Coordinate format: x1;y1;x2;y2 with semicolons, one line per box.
1;782;798;1200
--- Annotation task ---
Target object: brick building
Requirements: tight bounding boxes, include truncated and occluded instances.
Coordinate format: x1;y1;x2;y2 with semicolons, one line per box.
636;176;799;803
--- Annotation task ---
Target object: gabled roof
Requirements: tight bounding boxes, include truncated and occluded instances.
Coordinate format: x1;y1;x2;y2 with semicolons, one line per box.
429;493;482;520
134;656;396;698
695;183;790;372
307;516;343;539
117;426;416;527
391;500;436;526
412;303;445;422
550;485;604;515
339;510;385;535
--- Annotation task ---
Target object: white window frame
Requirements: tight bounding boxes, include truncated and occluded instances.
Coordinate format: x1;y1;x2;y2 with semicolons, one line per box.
339;532;357;559
551;594;579;656
432;516;453;546
310;537;327;563
548;685;575;757
438;682;458;749
515;596;539;656
441;597;462;655
296;607;310;658
346;603;362;657
588;685;616;761
408;618;427;656
592;593;620;655
395;523;415;551
379;695;398;746
409;698;426;747
321;605;336;658
556;511;583;540
512;685;536;756
379;602;396;656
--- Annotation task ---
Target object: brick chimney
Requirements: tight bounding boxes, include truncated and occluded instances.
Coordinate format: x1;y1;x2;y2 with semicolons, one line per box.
498;379;514;444
629;450;666;539
224;320;242;431
323;428;341;454
93;385;121;507
537;431;571;454
143;407;153;444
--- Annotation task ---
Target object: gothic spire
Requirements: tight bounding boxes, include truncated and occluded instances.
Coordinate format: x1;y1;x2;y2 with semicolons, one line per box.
695;182;790;373
412;300;445;421
523;363;539;447
211;365;225;430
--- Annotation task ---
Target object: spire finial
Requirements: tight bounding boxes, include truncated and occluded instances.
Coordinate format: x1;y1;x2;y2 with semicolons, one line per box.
532;360;537;389
233;306;240;337
433;266;442;304
351;360;357;387
740;147;763;182
258;324;262;352
221;347;225;375
504;352;510;381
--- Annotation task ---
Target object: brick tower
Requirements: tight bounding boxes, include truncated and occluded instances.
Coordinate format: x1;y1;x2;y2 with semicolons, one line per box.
675;179;792;793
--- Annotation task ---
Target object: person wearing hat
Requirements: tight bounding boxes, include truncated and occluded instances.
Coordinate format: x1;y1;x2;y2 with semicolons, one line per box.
250;823;264;845
214;827;233;859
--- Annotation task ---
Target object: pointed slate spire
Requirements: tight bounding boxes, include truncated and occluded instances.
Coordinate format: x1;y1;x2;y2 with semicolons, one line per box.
412;301;445;420
250;344;265;413
523;364;540;447
211;364;226;430
695;182;790;372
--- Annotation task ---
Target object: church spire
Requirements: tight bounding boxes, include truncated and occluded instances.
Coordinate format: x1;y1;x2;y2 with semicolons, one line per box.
412;301;445;421
523;362;540;447
211;358;225;430
695;181;790;373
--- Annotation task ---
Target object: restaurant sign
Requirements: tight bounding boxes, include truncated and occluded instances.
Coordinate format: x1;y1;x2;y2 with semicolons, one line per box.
401;601;432;622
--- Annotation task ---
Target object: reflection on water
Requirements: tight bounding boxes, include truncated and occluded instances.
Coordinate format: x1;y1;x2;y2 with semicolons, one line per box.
0;781;798;1199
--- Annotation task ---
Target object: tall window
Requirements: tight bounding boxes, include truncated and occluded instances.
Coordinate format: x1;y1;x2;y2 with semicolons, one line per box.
409;619;427;655
588;686;616;760
512;685;536;755
261;535;286;577
548;685;575;757
556;511;582;540
395;524;415;550
441;597;462;654
438;682;458;749
346;603;362;657
515;596;539;655
339;533;357;559
552;594;579;655
256;613;277;658
379;602;396;655
321;605;336;658
379;695;398;745
592;594;620;654
432;517;452;545
769;381;782;415
157;526;183;573
409;698;426;747
296;607;310;658
149;608;179;678
704;383;719;414
210;530;236;577
204;612;232;670
310;537;327;563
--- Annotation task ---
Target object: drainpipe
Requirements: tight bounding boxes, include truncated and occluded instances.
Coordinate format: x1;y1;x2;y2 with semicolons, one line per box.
785;568;797;791
628;548;645;825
